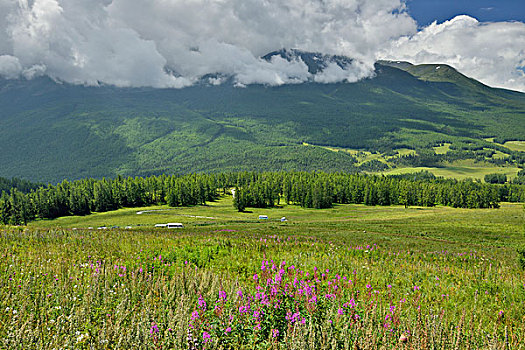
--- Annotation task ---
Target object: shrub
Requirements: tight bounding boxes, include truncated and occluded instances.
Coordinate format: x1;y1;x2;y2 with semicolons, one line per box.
518;248;525;269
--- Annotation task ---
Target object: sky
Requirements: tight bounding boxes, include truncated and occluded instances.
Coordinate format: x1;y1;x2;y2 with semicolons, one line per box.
407;0;525;26
0;0;524;92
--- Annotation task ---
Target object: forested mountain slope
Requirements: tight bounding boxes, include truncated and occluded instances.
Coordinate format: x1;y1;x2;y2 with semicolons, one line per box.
1;56;524;183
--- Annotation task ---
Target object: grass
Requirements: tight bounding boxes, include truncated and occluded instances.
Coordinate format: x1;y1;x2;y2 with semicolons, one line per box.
485;138;525;153
4;196;525;348
503;141;525;152
28;196;525;253
304;141;521;180
302;143;417;166
488;149;510;160
433;143;451;155
380;160;521;180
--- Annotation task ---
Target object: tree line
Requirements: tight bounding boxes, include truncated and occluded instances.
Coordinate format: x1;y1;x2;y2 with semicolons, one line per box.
0;177;42;194
0;171;524;225
0;174;221;225
231;171;521;211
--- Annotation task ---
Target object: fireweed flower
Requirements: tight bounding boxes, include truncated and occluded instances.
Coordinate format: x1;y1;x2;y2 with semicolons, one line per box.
191;310;199;321
202;331;211;343
239;305;250;313
198;295;207;310
271;329;279;338
389;305;396;313
150;323;159;335
343;299;356;309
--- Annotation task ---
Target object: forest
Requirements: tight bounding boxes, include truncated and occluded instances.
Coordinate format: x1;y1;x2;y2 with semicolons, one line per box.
1;171;524;226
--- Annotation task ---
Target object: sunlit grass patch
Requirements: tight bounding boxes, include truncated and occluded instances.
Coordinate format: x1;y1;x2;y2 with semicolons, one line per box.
381;160;521;180
433;143;451;155
503;140;525;152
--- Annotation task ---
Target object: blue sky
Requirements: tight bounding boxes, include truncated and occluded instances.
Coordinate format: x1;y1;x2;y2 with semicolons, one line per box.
407;0;525;26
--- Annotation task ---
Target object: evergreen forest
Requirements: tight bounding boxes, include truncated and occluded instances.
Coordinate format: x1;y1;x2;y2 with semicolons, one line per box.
1;172;524;226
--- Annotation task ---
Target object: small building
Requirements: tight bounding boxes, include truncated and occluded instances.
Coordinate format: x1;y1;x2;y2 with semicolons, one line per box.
281;217;287;222
155;224;167;228
258;215;268;220
167;223;184;228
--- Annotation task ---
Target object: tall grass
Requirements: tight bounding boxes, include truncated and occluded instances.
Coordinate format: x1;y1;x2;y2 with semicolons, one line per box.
1;227;523;349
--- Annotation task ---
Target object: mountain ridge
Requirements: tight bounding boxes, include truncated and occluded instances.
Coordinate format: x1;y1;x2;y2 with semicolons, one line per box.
0;52;524;183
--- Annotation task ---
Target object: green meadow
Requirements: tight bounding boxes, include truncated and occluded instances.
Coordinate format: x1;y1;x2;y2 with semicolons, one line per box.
2;195;524;349
502;141;525;153
380;160;521;181
28;196;525;251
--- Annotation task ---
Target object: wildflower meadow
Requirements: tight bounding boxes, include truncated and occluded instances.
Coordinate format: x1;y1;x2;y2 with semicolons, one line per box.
1;199;524;349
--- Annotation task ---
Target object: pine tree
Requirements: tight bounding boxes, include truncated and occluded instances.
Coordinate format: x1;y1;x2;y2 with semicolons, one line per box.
233;187;246;212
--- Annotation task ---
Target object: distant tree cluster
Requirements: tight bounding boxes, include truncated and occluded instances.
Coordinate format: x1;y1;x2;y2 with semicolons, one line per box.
484;173;507;184
512;169;525;185
0;171;524;225
231;171;513;211
0;177;42;194
0;174;220;226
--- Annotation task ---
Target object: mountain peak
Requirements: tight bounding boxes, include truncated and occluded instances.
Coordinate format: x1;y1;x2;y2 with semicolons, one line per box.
262;49;354;75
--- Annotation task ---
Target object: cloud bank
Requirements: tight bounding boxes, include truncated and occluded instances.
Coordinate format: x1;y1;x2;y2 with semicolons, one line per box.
0;0;524;92
0;0;416;87
379;15;525;92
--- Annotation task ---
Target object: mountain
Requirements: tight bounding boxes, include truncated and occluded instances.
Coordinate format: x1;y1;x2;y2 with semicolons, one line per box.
1;52;524;183
262;49;354;75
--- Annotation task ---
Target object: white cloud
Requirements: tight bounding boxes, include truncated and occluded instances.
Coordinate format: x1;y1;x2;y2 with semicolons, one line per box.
0;55;22;78
0;0;415;87
6;0;191;87
314;61;374;84
380;15;525;92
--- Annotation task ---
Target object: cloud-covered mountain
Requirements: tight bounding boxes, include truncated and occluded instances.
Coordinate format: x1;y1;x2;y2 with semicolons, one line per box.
380;16;525;92
0;56;524;182
0;1;524;91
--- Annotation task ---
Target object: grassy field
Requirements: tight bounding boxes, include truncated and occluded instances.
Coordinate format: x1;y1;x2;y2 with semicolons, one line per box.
302;143;418;167
4;196;525;348
303;142;522;180
433;143;451;155
28;196;525;250
380;160;521;180
503;141;525;152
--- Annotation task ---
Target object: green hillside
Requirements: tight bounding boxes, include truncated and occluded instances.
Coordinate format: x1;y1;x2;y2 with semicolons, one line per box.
0;60;524;183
